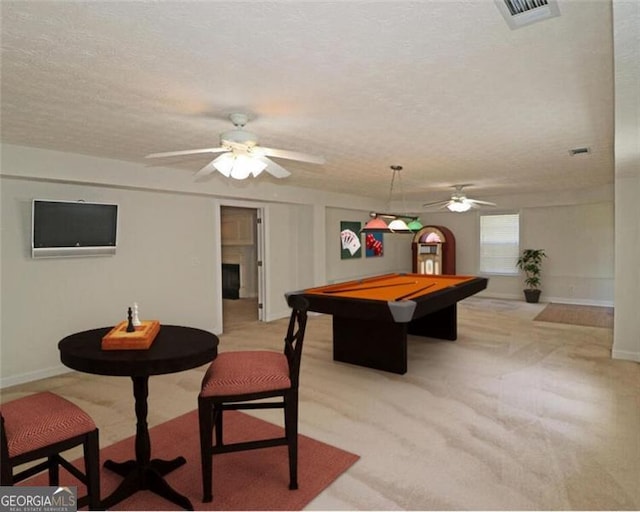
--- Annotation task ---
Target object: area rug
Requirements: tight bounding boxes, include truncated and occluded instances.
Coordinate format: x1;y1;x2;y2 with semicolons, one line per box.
22;410;359;511
534;303;614;328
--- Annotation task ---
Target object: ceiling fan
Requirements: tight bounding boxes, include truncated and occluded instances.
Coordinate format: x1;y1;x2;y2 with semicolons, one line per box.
145;113;325;180
422;185;497;212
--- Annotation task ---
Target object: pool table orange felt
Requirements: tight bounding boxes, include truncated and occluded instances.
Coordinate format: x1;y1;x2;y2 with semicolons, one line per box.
304;273;477;302
292;272;488;374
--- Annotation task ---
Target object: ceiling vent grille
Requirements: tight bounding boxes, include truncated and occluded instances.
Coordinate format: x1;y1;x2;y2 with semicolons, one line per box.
495;0;560;29
569;147;591;156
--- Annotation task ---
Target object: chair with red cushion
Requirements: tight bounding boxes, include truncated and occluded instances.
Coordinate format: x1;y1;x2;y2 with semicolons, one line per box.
1;392;101;510
198;294;309;502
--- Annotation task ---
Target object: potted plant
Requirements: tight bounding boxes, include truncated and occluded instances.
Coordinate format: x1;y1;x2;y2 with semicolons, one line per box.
516;249;546;303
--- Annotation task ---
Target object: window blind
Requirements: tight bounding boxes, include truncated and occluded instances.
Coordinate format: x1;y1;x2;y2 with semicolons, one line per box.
480;214;520;274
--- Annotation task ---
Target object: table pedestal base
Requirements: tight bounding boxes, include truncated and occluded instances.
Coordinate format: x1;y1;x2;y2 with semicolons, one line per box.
100;376;194;510
102;456;193;510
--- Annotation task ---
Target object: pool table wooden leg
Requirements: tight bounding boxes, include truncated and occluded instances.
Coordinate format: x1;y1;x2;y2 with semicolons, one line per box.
408;304;457;340
332;316;407;374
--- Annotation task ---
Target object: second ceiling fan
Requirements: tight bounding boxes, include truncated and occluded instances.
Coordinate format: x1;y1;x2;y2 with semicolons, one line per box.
422;185;497;212
145;113;325;180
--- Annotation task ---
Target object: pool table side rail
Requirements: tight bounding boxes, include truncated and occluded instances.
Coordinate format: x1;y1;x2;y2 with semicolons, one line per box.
410;276;488;318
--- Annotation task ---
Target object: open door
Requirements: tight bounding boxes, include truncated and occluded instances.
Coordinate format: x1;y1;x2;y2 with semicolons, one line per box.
220;205;265;328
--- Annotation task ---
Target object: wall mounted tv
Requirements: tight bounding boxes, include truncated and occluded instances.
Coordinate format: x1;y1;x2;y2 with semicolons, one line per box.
32;199;119;258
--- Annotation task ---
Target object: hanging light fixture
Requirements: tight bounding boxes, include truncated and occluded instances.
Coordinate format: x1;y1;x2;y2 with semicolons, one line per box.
406;218;424;230
361;216;389;231
362;165;423;234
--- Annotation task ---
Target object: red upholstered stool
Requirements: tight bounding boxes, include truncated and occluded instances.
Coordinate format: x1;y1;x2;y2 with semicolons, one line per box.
198;294;309;502
200;351;292;397
1;392;101;510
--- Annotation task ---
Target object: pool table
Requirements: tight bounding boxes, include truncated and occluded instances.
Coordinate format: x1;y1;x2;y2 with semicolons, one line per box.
288;273;488;374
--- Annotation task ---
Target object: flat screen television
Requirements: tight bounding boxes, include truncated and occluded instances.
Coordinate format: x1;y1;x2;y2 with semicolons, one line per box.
32;199;118;258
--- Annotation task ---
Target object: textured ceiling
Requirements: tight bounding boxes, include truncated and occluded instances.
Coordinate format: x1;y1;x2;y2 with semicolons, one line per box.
0;1;615;204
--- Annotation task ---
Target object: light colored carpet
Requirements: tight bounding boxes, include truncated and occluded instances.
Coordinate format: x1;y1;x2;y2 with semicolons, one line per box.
223;297;258;330
534;302;614;328
3;297;639;510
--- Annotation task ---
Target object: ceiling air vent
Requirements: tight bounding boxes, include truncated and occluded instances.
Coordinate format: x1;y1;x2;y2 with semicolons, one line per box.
495;0;560;30
569;147;591;156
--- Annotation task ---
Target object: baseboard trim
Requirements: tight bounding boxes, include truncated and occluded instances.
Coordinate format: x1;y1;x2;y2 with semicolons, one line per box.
475;292;521;301
612;349;640;362
1;365;70;389
477;292;614;308
264;308;292;322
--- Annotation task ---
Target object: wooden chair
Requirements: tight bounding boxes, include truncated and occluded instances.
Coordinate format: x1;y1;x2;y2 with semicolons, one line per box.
198;294;309;502
1;392;101;510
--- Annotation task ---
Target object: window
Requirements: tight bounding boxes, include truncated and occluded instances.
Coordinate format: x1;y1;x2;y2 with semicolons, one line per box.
480;213;520;274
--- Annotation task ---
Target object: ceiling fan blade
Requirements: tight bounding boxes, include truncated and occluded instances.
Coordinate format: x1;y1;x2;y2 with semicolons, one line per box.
257;147;325;165
145;147;228;159
422;200;450;208
259;157;291;179
193;160;218;178
467;199;497;206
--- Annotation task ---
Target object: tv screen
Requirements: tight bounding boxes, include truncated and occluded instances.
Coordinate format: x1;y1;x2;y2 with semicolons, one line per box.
32;200;118;258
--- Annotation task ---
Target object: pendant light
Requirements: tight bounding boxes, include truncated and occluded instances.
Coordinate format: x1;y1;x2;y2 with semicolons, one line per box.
362;165;423;233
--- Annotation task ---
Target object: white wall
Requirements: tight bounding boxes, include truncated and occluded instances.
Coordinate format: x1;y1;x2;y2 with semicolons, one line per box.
263;202;319;320
1;178;219;386
418;200;615;306
0;142;630;387
611;0;640;362
613;174;640;361
0;143;386;387
0;155;384;386
524;202;614;305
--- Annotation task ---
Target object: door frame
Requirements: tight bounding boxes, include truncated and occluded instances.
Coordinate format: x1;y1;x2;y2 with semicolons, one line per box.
216;200;267;332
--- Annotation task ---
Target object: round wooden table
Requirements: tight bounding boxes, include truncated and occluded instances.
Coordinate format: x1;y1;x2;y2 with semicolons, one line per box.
59;325;218;510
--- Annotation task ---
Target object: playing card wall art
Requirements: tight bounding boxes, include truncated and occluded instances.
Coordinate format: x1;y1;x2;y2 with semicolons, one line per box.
340;221;362;259
365;232;384;257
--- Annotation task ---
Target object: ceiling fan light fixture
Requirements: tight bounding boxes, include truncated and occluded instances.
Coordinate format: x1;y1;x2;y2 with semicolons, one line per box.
212;153;233;177
423;185;497;212
213;153;267;180
447;200;472;213
144;113;323;180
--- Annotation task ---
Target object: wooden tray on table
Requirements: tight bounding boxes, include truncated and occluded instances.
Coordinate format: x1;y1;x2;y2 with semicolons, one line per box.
101;320;161;350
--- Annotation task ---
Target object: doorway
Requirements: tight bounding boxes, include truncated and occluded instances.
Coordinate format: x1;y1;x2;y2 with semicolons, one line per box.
220;206;262;329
